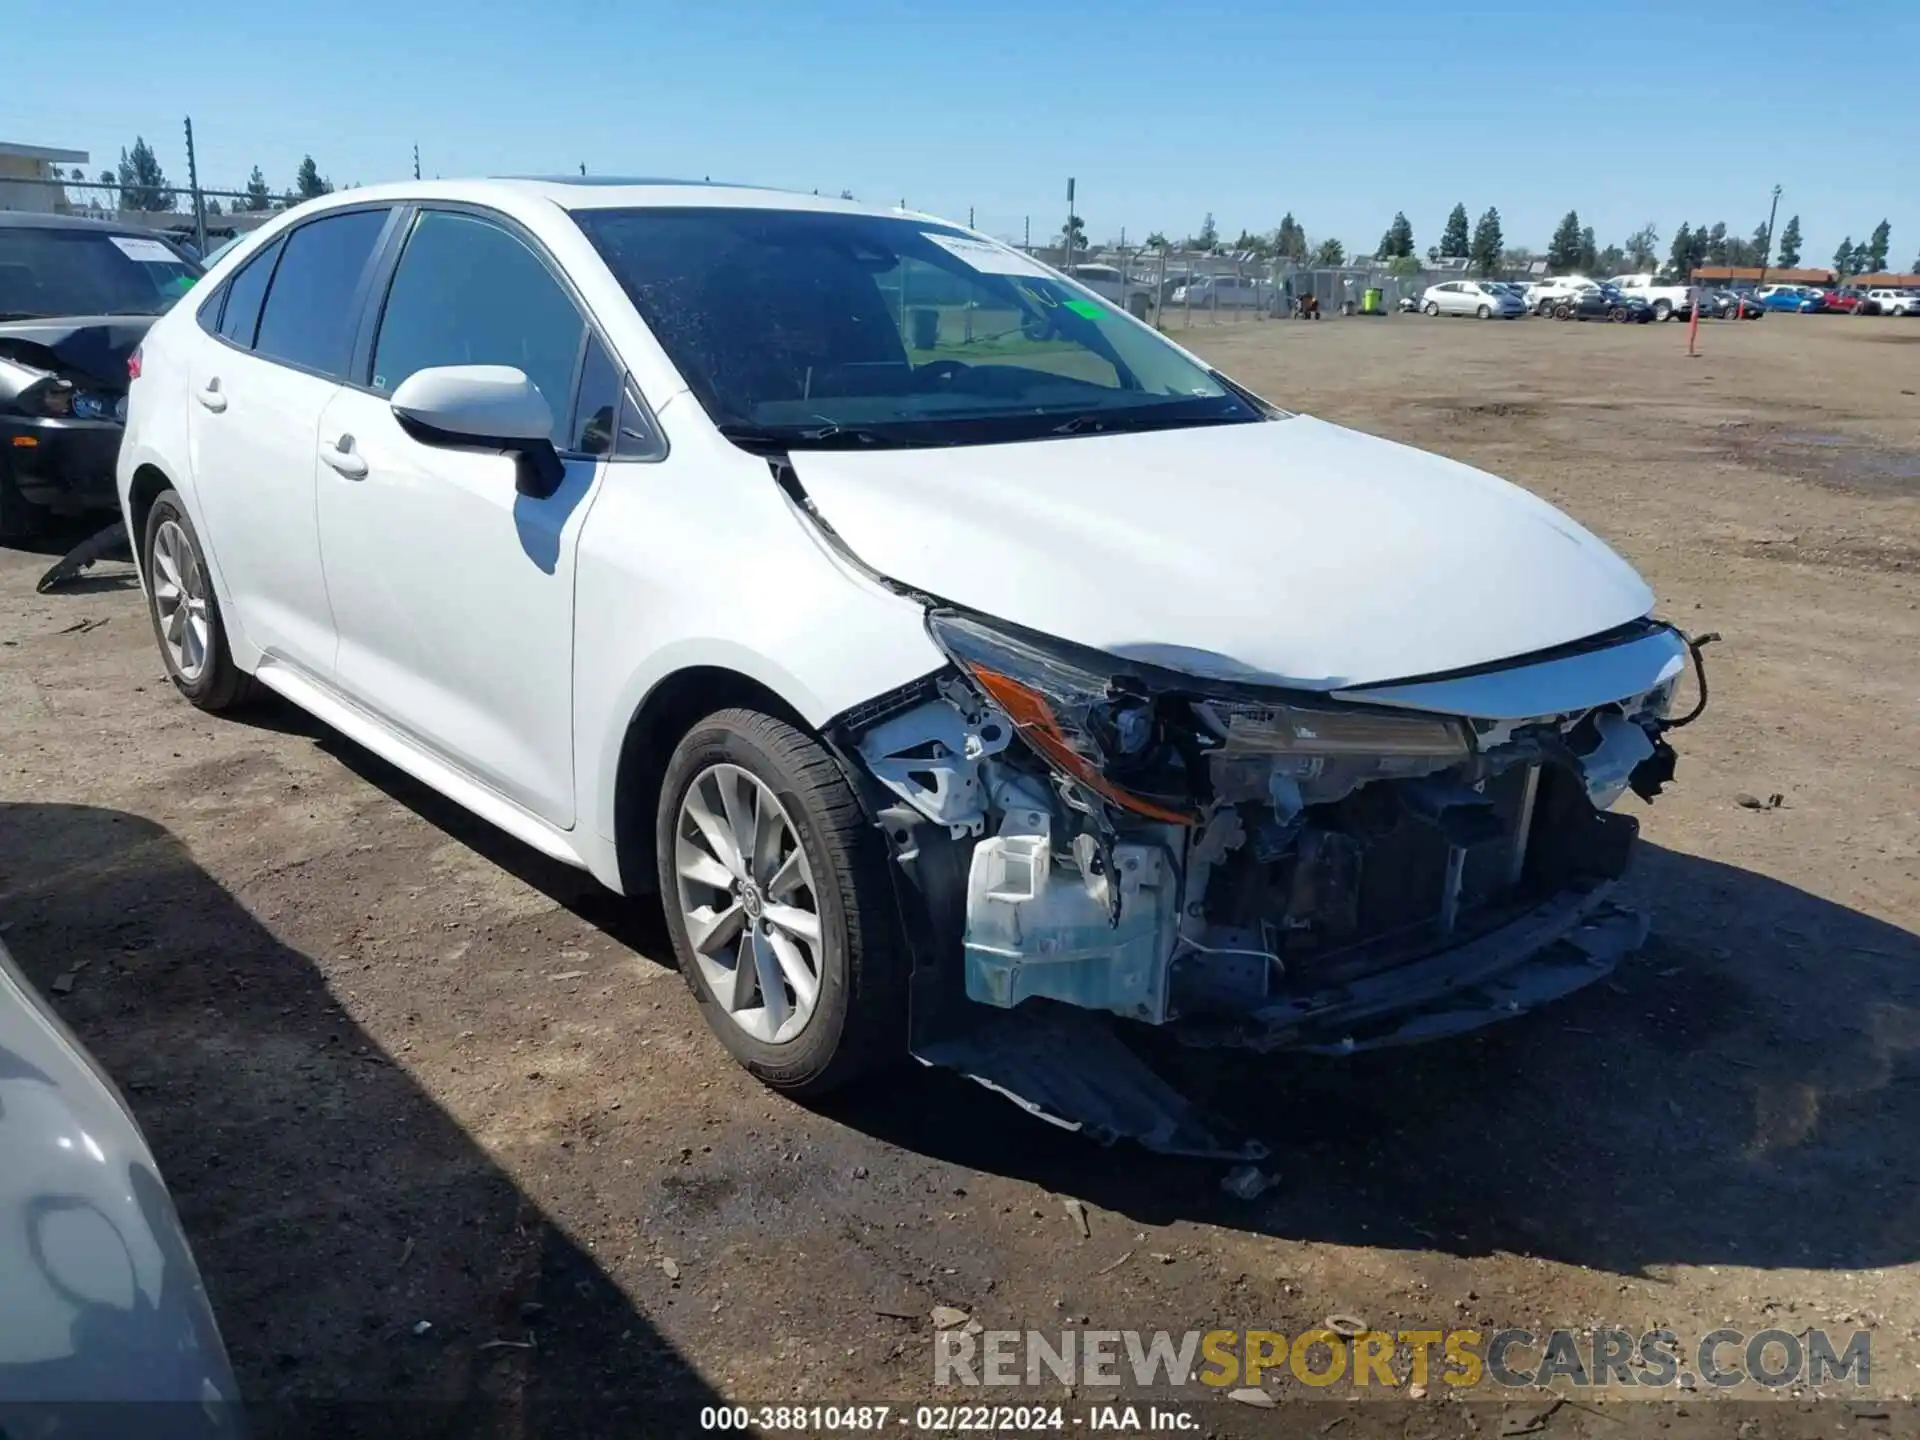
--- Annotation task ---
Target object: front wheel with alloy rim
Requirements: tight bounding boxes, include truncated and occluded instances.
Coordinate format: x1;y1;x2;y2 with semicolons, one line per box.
657;708;904;1095
141;489;252;711
1425;301;1440;316
1653;299;1672;321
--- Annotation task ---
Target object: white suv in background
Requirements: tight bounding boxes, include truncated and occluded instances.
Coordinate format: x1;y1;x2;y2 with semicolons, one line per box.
1525;275;1599;314
1865;288;1920;316
116;179;1700;1147
1606;273;1695;322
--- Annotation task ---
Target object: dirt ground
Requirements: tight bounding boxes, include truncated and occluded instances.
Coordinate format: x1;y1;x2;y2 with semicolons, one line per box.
2;312;1917;1439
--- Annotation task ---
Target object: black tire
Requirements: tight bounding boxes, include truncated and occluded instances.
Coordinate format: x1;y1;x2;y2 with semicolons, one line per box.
656;708;904;1096
1554;304;1573;321
1424;300;1439;316
1476;303;1492;320
1653;299;1672;322
0;460;48;546
140;489;253;712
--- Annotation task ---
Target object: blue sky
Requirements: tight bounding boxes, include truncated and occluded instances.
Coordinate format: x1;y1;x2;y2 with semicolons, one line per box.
9;0;1916;268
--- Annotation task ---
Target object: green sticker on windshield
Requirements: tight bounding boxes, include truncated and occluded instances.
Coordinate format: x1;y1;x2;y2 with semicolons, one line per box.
1064;299;1103;319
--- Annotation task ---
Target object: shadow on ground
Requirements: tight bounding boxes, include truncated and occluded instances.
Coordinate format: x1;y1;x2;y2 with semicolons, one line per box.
0;801;714;1438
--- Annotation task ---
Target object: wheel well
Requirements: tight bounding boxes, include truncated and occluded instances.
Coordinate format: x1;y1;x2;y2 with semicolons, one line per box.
612;667;814;895
126;464;173;562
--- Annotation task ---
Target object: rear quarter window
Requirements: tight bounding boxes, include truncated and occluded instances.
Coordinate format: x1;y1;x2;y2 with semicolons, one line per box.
215;236;285;349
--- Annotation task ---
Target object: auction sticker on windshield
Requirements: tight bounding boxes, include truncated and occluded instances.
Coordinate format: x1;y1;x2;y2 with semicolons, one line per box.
109;236;183;264
921;232;1053;278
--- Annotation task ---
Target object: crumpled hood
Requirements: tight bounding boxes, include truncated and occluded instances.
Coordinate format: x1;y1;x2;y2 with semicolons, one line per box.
789;415;1654;689
0;316;154;390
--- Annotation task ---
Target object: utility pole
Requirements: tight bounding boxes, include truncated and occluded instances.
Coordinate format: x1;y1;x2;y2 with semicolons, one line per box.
1063;177;1076;272
968;205;974;229
183;116;206;255
1024;216;1030;249
1757;183;1783;289
413;144;422;181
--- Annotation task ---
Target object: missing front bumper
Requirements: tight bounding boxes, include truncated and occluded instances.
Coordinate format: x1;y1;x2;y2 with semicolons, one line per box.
1175;881;1644;1053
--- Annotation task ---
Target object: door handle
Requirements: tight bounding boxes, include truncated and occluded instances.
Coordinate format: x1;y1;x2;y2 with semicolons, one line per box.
321;435;368;480
195;379;227;412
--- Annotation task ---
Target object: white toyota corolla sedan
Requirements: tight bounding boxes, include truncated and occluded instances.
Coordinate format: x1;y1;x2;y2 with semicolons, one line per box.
118;179;1707;1151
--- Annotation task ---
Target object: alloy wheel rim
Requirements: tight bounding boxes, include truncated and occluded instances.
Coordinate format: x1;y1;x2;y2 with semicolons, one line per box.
673;763;823;1044
151;519;211;683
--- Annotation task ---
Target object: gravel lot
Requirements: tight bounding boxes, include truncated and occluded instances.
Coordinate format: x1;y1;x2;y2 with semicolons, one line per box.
2;312;1916;1438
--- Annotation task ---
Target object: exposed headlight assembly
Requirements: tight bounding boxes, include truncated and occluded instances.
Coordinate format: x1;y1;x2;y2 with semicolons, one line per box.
927;610;1473;823
928;610;1194;822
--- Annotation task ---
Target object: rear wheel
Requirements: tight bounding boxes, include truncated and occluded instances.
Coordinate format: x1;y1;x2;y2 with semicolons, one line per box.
657;708;905;1095
1652;299;1672;322
141;490;252;712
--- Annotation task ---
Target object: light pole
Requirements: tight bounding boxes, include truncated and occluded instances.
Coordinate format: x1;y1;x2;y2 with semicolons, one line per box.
1757;184;1782;289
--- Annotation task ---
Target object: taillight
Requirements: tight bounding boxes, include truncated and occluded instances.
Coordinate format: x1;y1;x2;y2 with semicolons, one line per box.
127;346;143;382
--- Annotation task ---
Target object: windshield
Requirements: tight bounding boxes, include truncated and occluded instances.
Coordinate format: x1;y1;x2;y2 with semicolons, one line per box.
0;228;201;320
573;207;1264;449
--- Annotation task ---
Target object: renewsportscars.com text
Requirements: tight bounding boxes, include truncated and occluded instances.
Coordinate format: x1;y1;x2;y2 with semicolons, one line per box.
934;1327;1872;1391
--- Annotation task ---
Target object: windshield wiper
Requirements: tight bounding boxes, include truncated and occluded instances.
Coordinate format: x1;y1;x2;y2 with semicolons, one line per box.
1049;407;1254;437
718;422;922;452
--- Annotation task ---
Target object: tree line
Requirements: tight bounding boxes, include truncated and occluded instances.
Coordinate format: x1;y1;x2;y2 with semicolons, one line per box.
1134;204;1915;279
78;143;1920;279
70;136;342;216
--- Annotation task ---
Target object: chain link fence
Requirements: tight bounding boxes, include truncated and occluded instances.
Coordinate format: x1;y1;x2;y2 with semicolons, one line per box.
1019;237;1476;329
1;174;292;259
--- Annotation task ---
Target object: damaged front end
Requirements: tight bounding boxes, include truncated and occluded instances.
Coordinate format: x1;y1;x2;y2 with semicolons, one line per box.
829;609;1708;1157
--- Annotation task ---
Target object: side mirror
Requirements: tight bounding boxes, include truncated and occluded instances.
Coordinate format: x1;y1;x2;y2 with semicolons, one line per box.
390;365;565;499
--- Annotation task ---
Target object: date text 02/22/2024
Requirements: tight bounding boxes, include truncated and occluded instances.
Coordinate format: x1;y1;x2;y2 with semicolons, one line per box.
699;1404;1193;1431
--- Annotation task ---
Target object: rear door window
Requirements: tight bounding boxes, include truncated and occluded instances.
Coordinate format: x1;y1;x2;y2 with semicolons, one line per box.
253;208;391;379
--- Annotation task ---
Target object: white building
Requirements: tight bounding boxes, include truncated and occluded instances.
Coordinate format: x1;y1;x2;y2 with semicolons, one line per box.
0;141;89;214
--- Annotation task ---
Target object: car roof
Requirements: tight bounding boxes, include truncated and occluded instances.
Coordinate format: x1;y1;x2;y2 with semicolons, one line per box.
0;209;182;238
272;176;942;223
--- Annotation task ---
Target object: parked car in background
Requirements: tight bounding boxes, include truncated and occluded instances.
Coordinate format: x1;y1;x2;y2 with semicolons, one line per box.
116;179;1699;1143
1169;273;1262;309
1823;288;1866;314
1864;287;1920;316
1527;275;1599;315
1606;273;1694;322
0;213;204;541
0;937;243;1431
1420;279;1525;318
1706;290;1765;320
1067;263;1156;319
1755;284;1824;312
1552;285;1654;323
